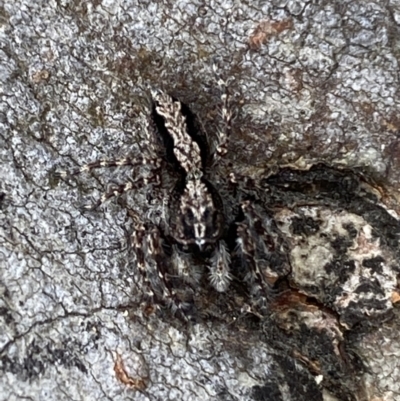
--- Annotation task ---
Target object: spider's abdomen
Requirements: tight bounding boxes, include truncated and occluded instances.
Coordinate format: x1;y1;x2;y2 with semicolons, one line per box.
151;90;208;174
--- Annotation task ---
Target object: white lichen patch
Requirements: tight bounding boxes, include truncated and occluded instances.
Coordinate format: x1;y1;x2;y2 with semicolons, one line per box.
275;206;398;327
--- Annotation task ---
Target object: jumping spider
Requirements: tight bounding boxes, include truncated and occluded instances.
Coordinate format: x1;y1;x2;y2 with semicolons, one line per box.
56;79;400;400
57;83;290;318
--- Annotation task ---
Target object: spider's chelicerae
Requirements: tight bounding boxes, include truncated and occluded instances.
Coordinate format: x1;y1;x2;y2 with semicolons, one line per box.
58;82;289;318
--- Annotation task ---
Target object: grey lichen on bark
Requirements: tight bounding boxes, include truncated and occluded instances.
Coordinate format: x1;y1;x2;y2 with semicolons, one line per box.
1;1;400;401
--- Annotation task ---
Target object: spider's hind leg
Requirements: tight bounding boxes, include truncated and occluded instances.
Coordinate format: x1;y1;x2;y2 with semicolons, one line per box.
212;65;235;162
131;222;196;321
55;156;157;178
80;179;144;210
235;201;290;309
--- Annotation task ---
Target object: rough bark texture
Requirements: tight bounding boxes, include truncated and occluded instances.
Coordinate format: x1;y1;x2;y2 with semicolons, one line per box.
1;1;400;400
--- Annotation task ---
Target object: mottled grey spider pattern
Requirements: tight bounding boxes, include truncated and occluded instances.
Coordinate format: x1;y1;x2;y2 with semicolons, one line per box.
57;79;289;318
55;72;400;400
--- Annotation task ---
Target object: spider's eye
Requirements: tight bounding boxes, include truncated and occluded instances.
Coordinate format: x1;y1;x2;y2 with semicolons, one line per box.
177;208;196;240
202;209;211;221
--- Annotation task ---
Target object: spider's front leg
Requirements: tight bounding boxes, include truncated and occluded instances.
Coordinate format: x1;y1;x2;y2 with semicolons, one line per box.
236;201;290;307
208;240;232;292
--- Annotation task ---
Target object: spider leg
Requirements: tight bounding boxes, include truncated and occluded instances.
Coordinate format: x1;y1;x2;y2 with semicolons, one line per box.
81;172;161;210
81;181;135;210
56;156;159;178
209;240;232;292
131;223;192;319
170;245;202;287
236;201;290;307
213;64;234;161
